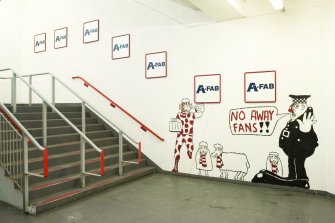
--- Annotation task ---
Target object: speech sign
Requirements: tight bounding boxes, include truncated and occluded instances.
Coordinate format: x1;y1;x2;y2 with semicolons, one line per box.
229;106;288;136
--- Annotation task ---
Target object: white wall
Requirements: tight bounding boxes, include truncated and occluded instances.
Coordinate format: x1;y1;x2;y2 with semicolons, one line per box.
0;0;23;103
2;0;334;194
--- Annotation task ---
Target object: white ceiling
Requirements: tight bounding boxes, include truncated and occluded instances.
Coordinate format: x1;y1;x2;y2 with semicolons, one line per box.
133;0;286;27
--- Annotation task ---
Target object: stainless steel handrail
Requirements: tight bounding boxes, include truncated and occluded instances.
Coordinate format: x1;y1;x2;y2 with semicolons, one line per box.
26;72;143;173
0;69;102;154
0;103;44;151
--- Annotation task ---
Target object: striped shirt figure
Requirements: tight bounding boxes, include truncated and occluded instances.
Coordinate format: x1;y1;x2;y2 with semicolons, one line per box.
216;153;223;169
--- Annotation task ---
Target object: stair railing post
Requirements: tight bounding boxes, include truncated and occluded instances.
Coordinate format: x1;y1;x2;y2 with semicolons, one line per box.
29;75;32;106
119;131;123;176
80;102;86;188
42;102;47;147
22;133;29;212
51;76;55;110
0;116;2;165
11;72;17;113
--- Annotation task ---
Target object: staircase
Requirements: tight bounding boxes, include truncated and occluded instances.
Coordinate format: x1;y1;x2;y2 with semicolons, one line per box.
5;103;156;214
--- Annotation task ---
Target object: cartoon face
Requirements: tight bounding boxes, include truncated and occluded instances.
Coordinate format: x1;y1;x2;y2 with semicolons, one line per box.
289;103;307;120
269;154;279;165
180;103;192;113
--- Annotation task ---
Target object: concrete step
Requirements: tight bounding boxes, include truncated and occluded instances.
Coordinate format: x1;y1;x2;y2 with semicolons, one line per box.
27;124;106;137
30;166;155;213
6;104;82;113
28;137;119;158
29;160;149;201
33;130;113;146
20;117;98;128
28;152;142;185
27;143;130;170
14;112;90;121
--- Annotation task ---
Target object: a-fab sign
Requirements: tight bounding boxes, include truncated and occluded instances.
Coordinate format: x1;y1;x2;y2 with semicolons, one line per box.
34;33;46;53
244;70;276;103
112;34;130;59
54;27;68;49
145;51;167;79
194;74;221;103
83;19;99;43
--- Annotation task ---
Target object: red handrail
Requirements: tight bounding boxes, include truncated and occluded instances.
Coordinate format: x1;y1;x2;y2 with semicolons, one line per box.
72;76;164;142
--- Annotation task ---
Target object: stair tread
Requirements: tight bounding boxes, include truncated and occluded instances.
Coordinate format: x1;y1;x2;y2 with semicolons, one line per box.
29;136;118;149
28;144;128;163
20;117;96;122
33;130;112;140
30;166;155;207
27;123;103;131
29;159;144;191
31;151;136;174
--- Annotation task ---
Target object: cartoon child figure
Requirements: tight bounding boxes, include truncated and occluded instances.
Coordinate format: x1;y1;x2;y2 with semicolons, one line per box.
169;98;205;172
266;152;283;177
195;141;213;176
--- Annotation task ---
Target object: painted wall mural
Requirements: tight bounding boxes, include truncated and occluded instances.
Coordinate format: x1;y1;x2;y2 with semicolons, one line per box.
211;143;250;180
252;95;319;189
229;106;288;136
266;152;283;177
169;98;205;172
195;141;213;176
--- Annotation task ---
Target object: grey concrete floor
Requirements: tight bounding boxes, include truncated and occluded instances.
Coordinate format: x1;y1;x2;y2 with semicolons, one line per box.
1;173;335;223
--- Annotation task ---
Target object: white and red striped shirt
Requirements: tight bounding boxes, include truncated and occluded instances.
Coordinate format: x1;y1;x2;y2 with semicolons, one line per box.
216;153;223;168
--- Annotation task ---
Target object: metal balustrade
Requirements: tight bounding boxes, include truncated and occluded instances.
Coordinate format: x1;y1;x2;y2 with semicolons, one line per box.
0;112;23;189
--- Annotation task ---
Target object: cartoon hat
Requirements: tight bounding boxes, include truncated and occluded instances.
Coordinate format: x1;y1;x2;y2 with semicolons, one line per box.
199;141;208;147
289;95;310;104
181;98;191;105
213;143;223;150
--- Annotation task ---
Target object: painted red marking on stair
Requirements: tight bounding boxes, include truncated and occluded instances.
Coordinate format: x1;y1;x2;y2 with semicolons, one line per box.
31;177;74;191
41;189;82;205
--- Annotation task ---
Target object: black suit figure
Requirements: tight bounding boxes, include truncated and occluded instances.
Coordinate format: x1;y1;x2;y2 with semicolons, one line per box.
252;95;318;189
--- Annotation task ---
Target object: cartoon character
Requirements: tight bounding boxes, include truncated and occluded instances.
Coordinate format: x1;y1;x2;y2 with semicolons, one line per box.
195;141;213;176
266;152;283;177
280;95;318;182
211;143;250;180
252;95;318;189
169;98;205;172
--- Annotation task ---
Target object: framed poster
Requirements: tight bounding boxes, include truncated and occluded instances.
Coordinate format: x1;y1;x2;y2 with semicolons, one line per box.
83;19;99;44
34;33;46;53
194;74;221;103
145;51;167;79
244;70;276;103
54;27;68;49
112;34;130;60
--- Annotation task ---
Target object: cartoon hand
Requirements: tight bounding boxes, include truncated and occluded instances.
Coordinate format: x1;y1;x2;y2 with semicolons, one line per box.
194;104;205;112
297;112;317;133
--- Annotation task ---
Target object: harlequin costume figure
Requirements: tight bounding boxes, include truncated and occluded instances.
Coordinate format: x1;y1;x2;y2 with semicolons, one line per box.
279;95;318;181
171;98;205;172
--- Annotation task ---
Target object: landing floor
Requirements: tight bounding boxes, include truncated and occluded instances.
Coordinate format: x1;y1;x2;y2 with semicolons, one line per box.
1;173;335;223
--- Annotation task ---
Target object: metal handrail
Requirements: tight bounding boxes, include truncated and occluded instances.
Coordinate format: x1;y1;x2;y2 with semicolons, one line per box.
72;76;165;142
0;68;104;156
26;72;143;166
0;103;48;178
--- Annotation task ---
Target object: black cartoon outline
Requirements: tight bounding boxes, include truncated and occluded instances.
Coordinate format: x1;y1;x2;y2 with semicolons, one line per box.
252;95;319;189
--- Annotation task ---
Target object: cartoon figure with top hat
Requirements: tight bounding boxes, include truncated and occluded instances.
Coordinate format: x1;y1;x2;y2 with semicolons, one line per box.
252;95;318;189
